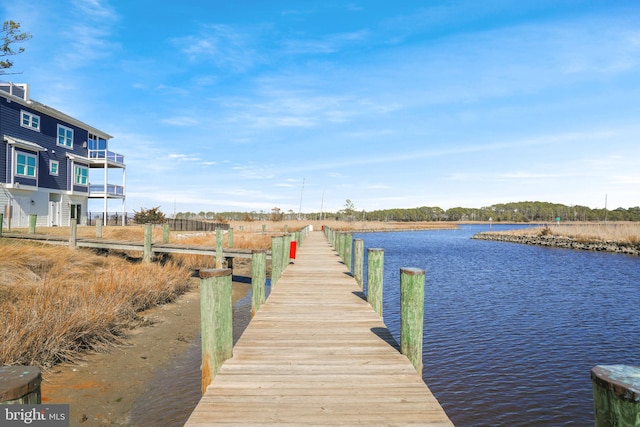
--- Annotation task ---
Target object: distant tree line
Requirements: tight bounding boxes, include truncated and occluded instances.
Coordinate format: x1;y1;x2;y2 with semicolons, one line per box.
173;201;640;223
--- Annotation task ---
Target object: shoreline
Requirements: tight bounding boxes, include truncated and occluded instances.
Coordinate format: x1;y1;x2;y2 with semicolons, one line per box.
472;232;640;256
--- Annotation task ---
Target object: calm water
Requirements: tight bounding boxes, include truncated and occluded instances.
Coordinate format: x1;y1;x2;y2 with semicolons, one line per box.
129;226;639;426
355;225;640;426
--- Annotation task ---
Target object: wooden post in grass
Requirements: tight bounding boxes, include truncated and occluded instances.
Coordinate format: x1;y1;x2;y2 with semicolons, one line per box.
400;267;425;375
591;365;640;426
353;239;364;288
69;221;77;248
29;214;36;234
251;250;266;317
143;224;152;263
162;223;170;243
96;219;103;238
199;268;233;394
0;366;42;404
228;228;234;248
215;228;224;268
0;213;3;235
367;248;384;319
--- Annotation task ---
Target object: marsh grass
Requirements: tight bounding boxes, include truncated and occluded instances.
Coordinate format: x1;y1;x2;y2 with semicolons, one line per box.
496;222;640;245
0;240;192;368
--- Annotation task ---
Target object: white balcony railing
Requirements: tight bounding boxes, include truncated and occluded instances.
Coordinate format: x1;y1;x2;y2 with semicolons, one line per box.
90;184;125;196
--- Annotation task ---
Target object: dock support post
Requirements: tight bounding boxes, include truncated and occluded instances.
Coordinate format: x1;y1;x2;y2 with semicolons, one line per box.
271;236;284;287
283;233;292;267
143;224;152;263
353;239;364;288
96;219;103;238
228;228;234;248
215;229;224;268
199;268;233;394
163;223;170;243
69;221;77;248
367;248;384;318
29;214;37;234
400;267;425;375
0;366;42;404
345;233;353;271
251;250;266;317
591;365;640;426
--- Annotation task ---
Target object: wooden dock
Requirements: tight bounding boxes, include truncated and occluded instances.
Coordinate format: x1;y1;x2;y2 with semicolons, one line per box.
185;231;453;426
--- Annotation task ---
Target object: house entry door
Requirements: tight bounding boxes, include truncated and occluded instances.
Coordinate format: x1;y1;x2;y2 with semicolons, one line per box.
49;201;61;226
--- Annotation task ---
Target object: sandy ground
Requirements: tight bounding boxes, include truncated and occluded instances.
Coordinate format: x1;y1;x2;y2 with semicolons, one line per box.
41;276;251;427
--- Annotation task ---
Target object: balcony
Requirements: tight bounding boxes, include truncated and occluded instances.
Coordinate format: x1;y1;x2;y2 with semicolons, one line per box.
89;183;125;198
88;149;125;166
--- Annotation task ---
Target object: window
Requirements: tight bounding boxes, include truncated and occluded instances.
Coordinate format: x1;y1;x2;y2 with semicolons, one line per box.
50;160;59;176
74;165;88;186
21;110;40;131
57;124;74;148
16;152;37;178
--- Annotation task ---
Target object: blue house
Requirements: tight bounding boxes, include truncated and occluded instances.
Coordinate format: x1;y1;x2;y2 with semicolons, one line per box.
0;82;125;228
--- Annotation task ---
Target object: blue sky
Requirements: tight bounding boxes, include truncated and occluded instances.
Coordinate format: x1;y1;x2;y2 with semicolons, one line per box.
2;1;639;215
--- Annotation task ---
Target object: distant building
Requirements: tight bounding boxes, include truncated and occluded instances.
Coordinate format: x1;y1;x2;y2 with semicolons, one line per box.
0;82;125;228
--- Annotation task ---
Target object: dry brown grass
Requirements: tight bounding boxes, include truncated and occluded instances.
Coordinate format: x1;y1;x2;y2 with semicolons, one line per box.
0;239;192;369
494;222;640;245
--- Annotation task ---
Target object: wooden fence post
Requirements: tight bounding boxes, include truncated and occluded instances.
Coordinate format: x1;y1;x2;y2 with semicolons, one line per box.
228;228;234;248
143;224;152;263
262;224;266;233
69;221;77;248
400;267;425;375
367;248;384;319
345;233;353;271
283;233;292;268
199;268;233;394
353;238;364;288
163;223;170;243
29;214;37;234
591;365;640;426
0;213;3;235
251;250;266;317
96;219;103;238
271;236;283;287
0;366;42;404
215;228;224;268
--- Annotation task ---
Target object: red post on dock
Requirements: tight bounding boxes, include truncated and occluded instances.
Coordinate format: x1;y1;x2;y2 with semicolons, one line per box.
289;240;297;259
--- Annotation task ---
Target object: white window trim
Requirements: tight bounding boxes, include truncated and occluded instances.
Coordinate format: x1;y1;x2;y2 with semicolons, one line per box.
50;159;59;176
74;164;88;186
20;110;41;131
15;151;38;178
57;124;74;148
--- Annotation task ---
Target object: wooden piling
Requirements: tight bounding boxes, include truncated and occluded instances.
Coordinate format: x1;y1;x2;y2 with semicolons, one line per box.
271;236;283;287
216;229;224;268
228;228;234;248
400;267;425;375
251;250;267;317
69;221;77;248
353;239;364;288
143;224;152;263
345;233;353;271
28;214;36;234
367;248;384;319
591;365;640;426
0;366;42;404
163;223;170;243
96;220;103;238
199;268;233;394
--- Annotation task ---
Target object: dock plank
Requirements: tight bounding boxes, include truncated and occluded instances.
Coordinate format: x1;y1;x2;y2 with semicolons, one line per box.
185;231;453;426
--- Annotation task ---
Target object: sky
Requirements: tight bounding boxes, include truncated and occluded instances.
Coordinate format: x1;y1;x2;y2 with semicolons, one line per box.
2;1;639;216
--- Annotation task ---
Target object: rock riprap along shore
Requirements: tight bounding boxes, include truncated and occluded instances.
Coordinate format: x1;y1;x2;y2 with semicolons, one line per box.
472;232;640;256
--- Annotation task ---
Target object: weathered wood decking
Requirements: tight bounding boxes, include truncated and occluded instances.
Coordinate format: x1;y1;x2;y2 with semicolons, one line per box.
185;230;453;426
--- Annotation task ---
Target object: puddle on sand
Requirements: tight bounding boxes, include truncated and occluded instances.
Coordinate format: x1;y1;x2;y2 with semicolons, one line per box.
128;286;255;427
